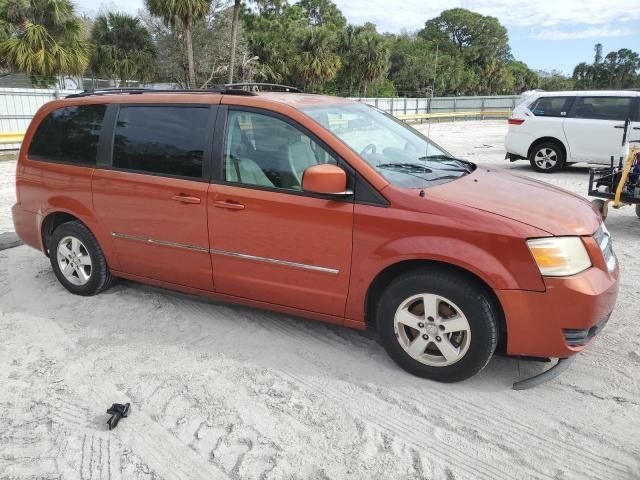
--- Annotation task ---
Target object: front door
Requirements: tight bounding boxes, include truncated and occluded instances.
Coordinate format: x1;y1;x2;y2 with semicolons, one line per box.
563;96;634;163
207;108;354;316
92;104;215;291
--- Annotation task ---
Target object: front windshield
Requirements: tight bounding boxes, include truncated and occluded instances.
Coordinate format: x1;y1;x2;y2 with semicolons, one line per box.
300;102;474;188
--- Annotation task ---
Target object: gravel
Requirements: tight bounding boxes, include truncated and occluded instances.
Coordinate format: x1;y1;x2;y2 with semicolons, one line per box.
0;121;638;480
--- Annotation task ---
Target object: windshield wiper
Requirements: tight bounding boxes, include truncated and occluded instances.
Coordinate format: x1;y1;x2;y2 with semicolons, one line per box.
377;162;433;173
418;155;473;173
419;154;454;161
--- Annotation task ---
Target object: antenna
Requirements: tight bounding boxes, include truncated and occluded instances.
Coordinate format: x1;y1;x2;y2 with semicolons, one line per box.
426;41;439;157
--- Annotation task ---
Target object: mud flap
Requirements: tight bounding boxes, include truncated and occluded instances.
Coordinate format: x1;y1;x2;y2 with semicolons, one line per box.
512;357;576;390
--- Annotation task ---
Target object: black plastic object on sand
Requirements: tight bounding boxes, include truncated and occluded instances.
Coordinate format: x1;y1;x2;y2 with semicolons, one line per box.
106;402;131;430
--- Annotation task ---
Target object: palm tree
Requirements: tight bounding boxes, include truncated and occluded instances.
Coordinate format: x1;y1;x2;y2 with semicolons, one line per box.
145;0;210;88
295;27;341;91
90;13;156;87
357;31;390;96
0;0;90;83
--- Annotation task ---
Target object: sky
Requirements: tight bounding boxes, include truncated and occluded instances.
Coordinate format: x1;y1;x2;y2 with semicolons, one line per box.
73;0;640;74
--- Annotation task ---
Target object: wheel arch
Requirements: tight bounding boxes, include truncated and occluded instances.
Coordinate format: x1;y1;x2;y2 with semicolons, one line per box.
40;208;119;268
41;211;89;256
364;259;507;354
527;136;568;162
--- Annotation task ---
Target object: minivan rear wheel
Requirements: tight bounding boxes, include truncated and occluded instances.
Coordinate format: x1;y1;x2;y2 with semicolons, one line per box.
377;269;498;383
50;221;114;296
529;141;565;173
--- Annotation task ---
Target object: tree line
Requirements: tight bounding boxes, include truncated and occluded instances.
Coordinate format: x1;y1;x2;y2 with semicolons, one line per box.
1;0;639;96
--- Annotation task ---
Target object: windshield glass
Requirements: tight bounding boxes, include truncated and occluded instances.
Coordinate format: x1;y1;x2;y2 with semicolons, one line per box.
300;102;474;188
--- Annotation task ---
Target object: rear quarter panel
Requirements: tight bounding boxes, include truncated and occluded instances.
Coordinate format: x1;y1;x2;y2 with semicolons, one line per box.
507;101;571;161
15;100;119;267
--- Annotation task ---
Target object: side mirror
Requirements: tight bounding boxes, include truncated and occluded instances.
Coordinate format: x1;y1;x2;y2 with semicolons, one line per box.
302;164;351;196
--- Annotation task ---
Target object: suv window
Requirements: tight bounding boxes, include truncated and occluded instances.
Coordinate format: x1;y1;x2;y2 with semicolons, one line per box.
528;97;572;117
224;110;336;191
574;96;633;121
112;105;209;179
28;105;106;165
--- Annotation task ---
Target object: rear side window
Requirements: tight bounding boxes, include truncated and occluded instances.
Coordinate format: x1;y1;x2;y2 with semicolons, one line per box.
528;97;573;117
573;97;633;121
28;105;106;165
112;106;209;179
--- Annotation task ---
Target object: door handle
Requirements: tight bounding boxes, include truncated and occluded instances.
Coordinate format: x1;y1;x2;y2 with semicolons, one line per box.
172;194;201;204
614;125;625;129
214;200;245;210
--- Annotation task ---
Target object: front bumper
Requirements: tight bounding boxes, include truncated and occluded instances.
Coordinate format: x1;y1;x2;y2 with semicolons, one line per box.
497;262;619;359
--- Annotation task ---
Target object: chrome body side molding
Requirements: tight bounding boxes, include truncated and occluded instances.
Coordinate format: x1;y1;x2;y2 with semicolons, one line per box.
111;232;339;274
210;249;339;275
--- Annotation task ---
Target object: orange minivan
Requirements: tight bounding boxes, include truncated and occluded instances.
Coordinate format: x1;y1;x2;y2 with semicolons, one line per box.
11;86;619;385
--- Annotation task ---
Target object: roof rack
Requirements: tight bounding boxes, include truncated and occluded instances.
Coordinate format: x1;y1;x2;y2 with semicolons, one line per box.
65;86;259;99
224;83;302;93
66;88;150;98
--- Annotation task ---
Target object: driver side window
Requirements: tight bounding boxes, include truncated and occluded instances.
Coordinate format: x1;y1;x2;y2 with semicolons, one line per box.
224;110;336;191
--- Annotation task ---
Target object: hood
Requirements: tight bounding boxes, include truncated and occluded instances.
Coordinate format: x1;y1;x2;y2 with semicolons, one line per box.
428;168;600;236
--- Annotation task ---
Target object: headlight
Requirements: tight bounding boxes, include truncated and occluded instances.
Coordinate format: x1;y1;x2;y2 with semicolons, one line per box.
527;237;591;276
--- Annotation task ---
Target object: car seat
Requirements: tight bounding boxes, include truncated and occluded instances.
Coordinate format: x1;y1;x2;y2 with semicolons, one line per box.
287;135;320;184
226;117;274;187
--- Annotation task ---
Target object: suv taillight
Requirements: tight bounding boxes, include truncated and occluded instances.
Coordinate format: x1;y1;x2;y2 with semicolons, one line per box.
508;119;525;125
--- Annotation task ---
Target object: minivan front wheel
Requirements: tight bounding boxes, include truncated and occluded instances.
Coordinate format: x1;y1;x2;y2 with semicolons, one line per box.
529;142;565;173
377;270;498;382
50;221;113;296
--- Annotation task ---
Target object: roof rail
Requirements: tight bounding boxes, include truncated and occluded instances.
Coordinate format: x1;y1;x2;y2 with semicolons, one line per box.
66;88;151;98
224;83;302;93
65;86;258;99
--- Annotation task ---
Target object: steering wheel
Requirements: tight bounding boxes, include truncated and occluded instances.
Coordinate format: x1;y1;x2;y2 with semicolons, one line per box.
360;143;377;157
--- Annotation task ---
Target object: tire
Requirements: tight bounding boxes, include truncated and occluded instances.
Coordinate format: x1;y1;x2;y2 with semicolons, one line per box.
529;141;565;173
377;269;498;383
49;220;114;296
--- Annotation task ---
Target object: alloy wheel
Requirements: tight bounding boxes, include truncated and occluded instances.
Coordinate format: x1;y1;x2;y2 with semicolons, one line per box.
534;147;558;170
56;236;93;286
393;293;471;367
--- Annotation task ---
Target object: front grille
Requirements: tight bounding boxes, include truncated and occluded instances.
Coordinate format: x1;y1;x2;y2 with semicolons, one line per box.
563;318;609;347
593;223;616;272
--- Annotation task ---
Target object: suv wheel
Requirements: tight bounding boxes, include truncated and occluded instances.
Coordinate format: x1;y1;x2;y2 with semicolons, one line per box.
377;269;498;383
529;142;565;173
50;221;114;296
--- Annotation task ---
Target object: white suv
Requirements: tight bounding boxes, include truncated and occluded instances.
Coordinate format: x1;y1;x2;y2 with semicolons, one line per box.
505;90;640;173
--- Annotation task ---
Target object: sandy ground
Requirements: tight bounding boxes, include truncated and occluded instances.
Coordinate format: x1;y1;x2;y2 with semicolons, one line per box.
1;121;639;480
0;152;16;234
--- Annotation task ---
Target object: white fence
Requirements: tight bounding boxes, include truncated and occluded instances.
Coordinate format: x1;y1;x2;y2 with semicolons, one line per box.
353;95;521;116
1;89;519;150
0;88;81;150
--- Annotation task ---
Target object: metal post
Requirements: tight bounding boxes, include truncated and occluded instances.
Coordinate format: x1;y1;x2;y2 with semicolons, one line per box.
404;97;407;115
481;98;485;120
